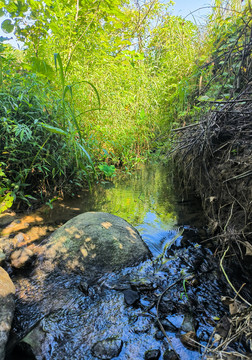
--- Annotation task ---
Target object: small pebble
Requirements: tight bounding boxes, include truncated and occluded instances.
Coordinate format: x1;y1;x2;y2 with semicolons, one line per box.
144;349;161;360
163;349;179;360
91;338;123;359
155;330;165;340
123;289;140;305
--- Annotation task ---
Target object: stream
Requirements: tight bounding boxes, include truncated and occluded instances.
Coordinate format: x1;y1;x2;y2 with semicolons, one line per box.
1;164;237;360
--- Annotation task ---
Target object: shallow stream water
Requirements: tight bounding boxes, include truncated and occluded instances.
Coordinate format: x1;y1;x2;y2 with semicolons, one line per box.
2;164;234;360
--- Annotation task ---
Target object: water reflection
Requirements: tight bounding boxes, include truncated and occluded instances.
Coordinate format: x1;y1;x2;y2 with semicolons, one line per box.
1;164;179;258
63;164;178;256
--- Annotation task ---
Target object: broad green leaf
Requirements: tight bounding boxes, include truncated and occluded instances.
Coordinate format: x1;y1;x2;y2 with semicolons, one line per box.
1;19;14;33
0;192;14;214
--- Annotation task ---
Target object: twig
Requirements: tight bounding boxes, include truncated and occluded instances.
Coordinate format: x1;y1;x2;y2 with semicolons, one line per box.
220;246;251;306
156;279;182;358
207;99;252;103
171;122;202;132
223;170;252;182
223;202;234;232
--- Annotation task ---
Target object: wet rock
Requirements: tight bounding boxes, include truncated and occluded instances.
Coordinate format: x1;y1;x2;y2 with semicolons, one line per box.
163;349;179;360
181;313;195;332
10;247;34;269
180;331;198;350
154;330;165;340
78;280;89;295
0;213;16;227
155;318;177;332
123;289;140;305
15;322;47;359
91;338;123;359
15;233;25;243
38;212;151;278
0;267;15;360
144;349;161;360
158;299;177;314
130;277;156;291
132;317;151;334
7;341;36;360
0;250;5;266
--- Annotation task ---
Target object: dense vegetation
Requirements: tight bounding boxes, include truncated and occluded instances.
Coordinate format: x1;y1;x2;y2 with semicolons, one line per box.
0;0;250;211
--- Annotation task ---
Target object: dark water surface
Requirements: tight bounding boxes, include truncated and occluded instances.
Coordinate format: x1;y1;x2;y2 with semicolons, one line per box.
6;164;229;360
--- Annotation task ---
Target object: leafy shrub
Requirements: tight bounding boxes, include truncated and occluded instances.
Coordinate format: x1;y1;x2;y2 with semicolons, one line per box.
0;71;93;209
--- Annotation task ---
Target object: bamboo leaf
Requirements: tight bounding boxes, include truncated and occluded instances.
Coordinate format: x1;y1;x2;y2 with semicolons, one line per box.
63;85;73;101
40;123;68;136
54;53;65;89
77;142;94;168
74;80;101;109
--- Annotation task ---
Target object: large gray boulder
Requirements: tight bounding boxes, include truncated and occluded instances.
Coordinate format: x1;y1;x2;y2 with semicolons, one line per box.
10;213;151;346
0;267;15;360
38;211;151;278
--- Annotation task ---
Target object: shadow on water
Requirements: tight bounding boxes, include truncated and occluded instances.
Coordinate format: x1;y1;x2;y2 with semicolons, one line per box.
3;164;236;360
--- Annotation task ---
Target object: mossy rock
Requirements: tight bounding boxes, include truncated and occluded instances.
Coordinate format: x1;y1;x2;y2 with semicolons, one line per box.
39;212;151;278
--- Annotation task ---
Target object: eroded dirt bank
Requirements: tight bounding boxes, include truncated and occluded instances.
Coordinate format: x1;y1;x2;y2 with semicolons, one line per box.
172;19;252;359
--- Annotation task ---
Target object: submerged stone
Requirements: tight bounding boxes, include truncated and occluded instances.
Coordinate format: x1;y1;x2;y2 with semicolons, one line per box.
163;349;179;360
181;312;195;333
123;289;140;306
91;338;123;359
144;349;161;360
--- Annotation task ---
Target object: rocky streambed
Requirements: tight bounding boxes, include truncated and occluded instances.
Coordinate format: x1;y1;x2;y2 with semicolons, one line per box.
0;165;251;360
0;210;240;360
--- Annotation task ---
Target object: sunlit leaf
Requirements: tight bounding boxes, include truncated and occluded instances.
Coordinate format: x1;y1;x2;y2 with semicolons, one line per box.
0;192;14;214
40;123;68;136
1;19;14;33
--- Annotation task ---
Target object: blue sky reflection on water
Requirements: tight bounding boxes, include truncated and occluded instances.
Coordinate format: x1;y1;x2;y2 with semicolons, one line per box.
136;211;180;257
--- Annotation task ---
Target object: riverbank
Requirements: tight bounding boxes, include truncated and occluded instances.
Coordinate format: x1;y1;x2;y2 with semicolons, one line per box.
1;164;251;359
172;18;252;357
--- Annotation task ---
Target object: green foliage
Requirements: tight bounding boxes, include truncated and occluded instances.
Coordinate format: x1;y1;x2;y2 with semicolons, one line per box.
0;0;248;211
0;192;14;214
1;19;14;33
0;60;95;208
195;0;252;103
98;164;116;179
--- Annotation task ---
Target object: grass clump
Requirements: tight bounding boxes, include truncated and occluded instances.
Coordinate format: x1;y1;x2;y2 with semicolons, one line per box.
0;70;94;211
